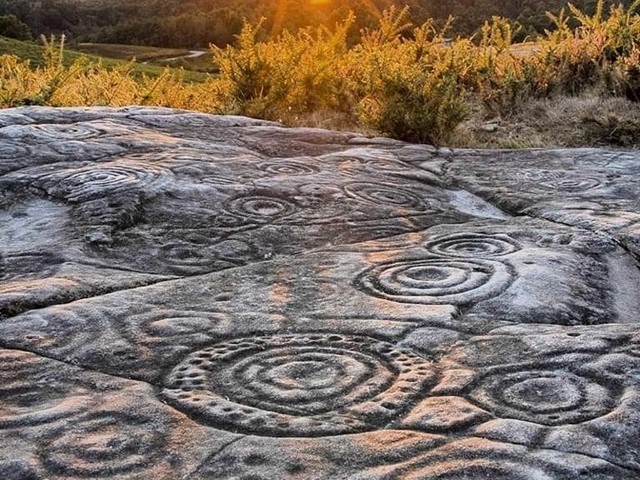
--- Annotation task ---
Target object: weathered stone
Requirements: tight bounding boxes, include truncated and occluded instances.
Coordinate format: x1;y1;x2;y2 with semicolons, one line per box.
0;106;639;479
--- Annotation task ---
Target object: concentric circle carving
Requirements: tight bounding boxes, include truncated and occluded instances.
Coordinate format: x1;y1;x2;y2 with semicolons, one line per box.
356;258;512;305
425;233;520;258
224;195;298;222
41;163;169;202
506;170;604;193
0;143;27;159
157;241;234;275
344;183;430;211
470;370;618;426
0;350;89;429
31;123;106;141
258;160;320;175
41;412;164;476
124;309;229;350
539;177;603;192
161;334;435;436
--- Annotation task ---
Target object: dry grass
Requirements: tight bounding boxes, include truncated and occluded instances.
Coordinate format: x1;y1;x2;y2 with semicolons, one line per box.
452;94;640;148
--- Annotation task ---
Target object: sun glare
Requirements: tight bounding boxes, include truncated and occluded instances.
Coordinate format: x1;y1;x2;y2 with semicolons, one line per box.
270;0;382;35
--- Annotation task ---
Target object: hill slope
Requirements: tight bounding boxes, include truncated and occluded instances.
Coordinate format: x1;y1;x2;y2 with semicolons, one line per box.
0;36;211;81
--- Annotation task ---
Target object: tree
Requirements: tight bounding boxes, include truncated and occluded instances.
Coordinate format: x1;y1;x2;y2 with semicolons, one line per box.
0;14;32;40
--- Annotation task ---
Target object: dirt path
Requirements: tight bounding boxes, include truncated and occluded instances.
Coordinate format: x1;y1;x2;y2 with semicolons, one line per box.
160;50;207;62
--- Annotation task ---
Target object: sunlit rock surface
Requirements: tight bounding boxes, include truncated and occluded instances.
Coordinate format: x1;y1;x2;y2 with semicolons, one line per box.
1;106;640;479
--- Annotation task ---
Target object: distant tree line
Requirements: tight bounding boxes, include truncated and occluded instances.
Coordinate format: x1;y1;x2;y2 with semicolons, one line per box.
0;0;629;47
0;14;31;40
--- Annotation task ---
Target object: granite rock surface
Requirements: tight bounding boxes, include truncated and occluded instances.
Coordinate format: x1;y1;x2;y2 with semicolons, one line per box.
1;106;640;479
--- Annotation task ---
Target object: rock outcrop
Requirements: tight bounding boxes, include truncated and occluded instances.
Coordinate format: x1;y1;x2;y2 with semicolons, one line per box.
1;106;639;479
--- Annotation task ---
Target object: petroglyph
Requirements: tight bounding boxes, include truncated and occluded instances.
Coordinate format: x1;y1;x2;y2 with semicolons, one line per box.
1;107;639;479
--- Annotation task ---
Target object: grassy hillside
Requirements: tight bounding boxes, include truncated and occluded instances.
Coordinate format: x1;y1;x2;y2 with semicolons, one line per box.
74;43;217;73
0;37;211;82
74;43;191;62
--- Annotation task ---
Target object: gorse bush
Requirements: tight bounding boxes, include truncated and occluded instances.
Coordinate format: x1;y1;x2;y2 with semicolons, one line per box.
211;1;640;143
1;0;639;146
213;15;354;120
537;1;640;95
345;9;470;144
364;73;469;145
0;35;223;109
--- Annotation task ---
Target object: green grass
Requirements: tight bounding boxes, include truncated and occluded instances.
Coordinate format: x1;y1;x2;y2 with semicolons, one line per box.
74;43;191;62
75;43;218;73
0;37;212;82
